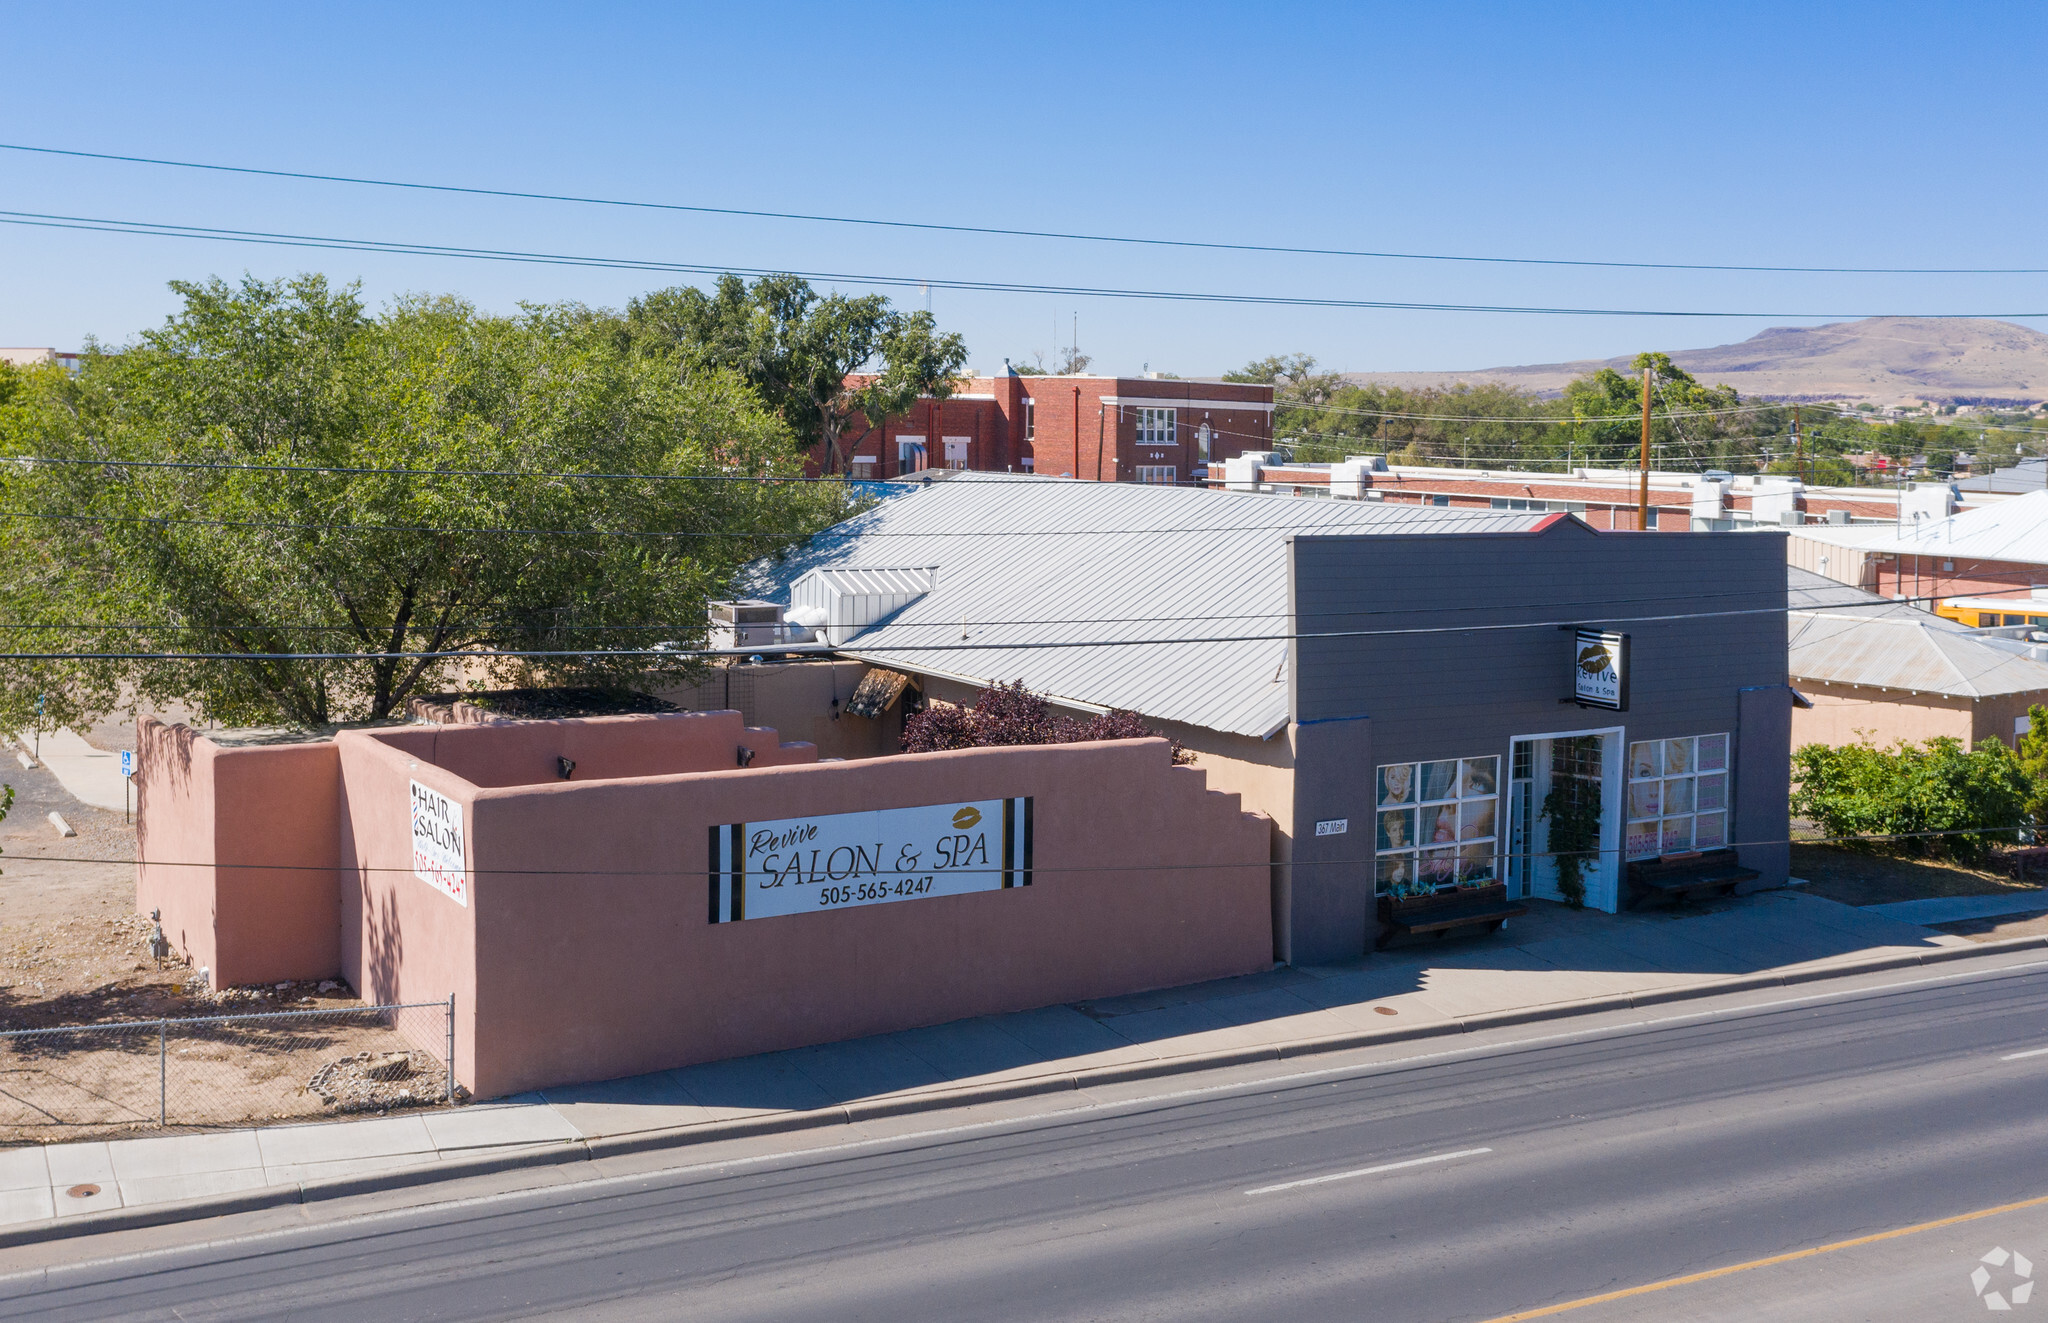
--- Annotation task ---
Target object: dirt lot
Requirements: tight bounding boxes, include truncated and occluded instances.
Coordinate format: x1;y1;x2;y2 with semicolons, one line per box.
1789;844;2046;909
1;743;454;1144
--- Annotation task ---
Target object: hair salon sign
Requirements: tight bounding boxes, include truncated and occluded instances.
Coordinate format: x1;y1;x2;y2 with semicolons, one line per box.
409;780;468;906
709;798;1033;923
1572;629;1630;711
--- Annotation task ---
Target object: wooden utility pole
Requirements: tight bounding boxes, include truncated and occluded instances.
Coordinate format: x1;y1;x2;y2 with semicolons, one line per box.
1637;366;1652;530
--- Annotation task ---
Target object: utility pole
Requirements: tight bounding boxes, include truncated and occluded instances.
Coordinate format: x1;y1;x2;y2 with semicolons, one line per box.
1637;366;1652;530
1793;405;1804;486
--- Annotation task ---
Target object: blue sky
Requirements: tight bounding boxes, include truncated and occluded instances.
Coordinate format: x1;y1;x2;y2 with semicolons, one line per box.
2;1;2043;376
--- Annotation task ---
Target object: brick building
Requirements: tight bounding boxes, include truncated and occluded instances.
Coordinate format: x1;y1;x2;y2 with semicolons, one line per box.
815;371;1275;483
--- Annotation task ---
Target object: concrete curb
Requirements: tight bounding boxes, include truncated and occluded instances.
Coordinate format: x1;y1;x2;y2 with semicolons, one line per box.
9;933;2048;1250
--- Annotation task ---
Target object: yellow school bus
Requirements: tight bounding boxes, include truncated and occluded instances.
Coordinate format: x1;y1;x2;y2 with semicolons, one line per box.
1936;595;2048;629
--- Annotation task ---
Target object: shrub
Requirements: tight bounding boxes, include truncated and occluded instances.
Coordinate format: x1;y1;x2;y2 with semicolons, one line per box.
900;680;1191;764
1790;736;2029;864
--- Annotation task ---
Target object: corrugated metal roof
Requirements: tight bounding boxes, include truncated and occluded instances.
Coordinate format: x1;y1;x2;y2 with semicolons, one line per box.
1788;609;2048;698
1786;565;1931;617
743;475;1548;737
1795;489;2048;566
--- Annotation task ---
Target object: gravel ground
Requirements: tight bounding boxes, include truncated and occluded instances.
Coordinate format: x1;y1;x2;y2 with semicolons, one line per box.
1;730;455;1143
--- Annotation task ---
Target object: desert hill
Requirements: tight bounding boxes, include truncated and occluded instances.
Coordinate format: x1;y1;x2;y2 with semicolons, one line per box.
1344;317;2048;407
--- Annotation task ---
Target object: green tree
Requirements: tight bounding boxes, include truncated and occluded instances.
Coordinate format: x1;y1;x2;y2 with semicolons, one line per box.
2017;703;2048;831
0;274;851;729
1791;736;2029;863
624;275;967;473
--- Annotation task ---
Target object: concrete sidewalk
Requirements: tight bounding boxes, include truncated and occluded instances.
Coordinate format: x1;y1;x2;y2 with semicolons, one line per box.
0;889;2025;1240
13;729;129;813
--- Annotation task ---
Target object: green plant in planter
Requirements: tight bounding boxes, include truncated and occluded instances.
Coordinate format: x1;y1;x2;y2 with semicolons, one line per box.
1542;762;1603;908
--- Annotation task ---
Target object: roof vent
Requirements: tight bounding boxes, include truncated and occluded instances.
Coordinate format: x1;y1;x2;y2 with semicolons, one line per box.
788;567;939;646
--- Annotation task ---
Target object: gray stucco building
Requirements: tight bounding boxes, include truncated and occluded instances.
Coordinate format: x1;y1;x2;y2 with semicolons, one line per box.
744;475;1794;966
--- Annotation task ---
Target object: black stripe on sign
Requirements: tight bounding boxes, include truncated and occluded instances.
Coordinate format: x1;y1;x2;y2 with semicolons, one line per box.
729;823;746;921
1002;798;1016;888
708;825;721;923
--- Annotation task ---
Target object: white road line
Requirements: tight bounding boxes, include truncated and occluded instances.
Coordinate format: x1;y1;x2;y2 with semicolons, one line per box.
1245;1146;1493;1196
2002;1046;2048;1061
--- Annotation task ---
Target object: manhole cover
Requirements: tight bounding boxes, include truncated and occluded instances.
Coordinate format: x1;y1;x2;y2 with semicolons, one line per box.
1373;1006;1398;1016
65;1184;100;1199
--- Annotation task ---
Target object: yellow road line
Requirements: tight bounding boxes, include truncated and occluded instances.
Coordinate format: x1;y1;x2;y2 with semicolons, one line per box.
1475;1192;2048;1322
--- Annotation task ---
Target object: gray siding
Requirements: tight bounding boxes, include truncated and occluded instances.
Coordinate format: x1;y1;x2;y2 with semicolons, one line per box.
1285;522;1790;963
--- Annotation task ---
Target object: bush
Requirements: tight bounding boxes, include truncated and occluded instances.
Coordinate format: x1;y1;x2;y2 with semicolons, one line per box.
900;680;1191;763
1790;736;2029;864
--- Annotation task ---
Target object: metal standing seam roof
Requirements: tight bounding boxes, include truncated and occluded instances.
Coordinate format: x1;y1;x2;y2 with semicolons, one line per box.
743;474;1548;738
1788;614;2048;699
1794;489;2048;566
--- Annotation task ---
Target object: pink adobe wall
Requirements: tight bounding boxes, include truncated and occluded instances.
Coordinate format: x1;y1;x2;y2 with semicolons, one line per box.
340;719;1271;1099
135;718;341;987
365;709;817;788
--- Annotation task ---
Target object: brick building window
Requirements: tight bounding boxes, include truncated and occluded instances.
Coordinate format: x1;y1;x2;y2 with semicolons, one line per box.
1135;407;1177;446
1135;466;1176;485
1023;396;1035;443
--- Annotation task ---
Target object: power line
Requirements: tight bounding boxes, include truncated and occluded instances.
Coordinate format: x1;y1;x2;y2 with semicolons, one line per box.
0;595;1930;664
7;140;2044;277
6;208;2046;321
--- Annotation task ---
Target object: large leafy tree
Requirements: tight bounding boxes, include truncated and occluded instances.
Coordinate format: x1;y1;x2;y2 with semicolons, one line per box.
623;275;968;473
0;274;851;728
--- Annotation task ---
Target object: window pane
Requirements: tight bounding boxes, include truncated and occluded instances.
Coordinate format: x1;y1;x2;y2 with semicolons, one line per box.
1662;818;1693;853
1629;779;1663;820
1460;757;1498;797
1458;842;1497;884
1693;811;1727;849
1629;741;1659;779
1378;808;1416;852
1378;764;1415;805
1626;821;1660;860
1377;852;1416;895
1419;847;1459;889
1421;803;1459;847
1696;772;1726;812
1664;737;1695;776
1460;800;1496;841
1421;760;1459;802
1664;777;1695;815
1698;733;1728;772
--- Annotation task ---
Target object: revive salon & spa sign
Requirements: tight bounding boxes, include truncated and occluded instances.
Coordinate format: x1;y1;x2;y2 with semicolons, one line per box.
409;780;468;906
709;798;1034;923
1572;629;1630;711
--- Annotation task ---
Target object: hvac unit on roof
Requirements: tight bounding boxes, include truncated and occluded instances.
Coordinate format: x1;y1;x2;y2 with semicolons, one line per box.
787;567;939;646
705;599;815;651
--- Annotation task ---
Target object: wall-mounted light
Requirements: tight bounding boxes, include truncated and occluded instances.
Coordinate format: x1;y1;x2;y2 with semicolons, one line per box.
556;756;576;780
737;746;756;767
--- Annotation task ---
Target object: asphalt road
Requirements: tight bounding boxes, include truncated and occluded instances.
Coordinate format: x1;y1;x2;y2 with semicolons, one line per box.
11;962;2048;1322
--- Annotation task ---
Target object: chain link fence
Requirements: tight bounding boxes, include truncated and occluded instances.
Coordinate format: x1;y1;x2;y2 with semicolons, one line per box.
0;998;455;1143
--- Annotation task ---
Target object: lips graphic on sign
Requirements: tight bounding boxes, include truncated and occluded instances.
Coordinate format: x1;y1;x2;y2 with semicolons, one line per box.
952;806;982;829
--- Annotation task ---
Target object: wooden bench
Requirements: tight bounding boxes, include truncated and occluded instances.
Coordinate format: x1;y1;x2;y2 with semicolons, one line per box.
1625;848;1759;910
1376;882;1529;951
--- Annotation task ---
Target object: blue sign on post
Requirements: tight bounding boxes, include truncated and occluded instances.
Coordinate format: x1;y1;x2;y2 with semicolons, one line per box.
120;749;133;778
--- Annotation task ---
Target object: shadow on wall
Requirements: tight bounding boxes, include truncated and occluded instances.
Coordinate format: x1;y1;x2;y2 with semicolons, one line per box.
363;877;404;1009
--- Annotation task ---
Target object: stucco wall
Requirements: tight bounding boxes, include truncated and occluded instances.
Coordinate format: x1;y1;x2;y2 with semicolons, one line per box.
337;724;1271;1097
1791;685;1976;749
136;719;342;987
656;660;905;761
1790;684;2045;751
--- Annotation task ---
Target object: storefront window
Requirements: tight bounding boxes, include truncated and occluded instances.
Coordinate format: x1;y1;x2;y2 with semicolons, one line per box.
1377;755;1499;896
1626;734;1728;860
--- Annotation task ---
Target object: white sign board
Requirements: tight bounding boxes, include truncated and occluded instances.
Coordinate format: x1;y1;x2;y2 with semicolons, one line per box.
710;797;1032;922
1572;629;1630;711
409;780;468;906
1314;818;1349;837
